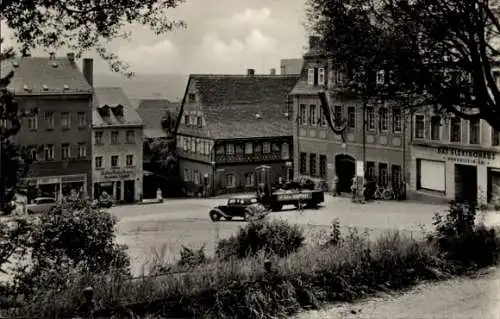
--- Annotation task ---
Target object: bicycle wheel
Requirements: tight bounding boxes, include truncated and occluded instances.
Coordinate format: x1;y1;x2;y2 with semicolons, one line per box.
383;189;394;200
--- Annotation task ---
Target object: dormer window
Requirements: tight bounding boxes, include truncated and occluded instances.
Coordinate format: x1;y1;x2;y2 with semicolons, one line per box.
376;70;385;85
111;105;124;118
188;93;196;102
307;66;325;86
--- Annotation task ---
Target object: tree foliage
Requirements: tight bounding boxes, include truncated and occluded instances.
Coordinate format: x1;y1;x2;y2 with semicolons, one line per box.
1;0;185;75
306;0;500;129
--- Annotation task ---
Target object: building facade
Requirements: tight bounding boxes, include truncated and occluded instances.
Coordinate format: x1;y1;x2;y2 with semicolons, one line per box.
290;37;412;192
410;110;500;205
2;54;93;199
92;87;144;202
176;70;298;196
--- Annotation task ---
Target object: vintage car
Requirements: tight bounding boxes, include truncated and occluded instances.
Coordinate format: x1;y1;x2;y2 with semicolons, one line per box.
209;196;268;222
26;197;57;214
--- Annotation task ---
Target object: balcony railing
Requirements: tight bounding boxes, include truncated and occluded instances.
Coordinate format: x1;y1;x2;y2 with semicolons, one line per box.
215;152;283;164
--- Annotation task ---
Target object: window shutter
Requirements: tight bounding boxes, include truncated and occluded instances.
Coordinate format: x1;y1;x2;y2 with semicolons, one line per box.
307;68;315;85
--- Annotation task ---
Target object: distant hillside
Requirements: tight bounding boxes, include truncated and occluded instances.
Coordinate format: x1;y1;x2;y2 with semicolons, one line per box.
94;73;188;103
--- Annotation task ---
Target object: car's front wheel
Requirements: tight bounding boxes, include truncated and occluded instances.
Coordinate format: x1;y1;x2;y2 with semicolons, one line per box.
209;210;222;222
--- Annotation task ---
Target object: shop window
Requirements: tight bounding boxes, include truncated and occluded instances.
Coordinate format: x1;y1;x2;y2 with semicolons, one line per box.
281;143;289;160
263;142;271;154
245;173;254;187
225;174;236;188
391;165;402;185
300;152;307;174
378;163;388;186
431;116;441;140
366;161;376;180
319;155;327;178
245;142;253;154
226;143;235;155
450;117;462;142
310;154;317;177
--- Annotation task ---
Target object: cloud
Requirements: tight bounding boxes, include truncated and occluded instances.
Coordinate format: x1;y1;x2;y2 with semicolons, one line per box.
219;7;274;28
118;39;180;72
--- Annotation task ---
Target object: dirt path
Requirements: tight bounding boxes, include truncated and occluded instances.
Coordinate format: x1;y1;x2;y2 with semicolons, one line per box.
295;266;500;319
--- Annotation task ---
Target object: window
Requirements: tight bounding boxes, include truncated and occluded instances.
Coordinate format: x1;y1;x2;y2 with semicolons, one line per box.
44;144;54;160
431;116;441;140
194;170;200;185
216;145;224;155
111;155;119;168
320;108;326;126
245;142;253;154
188;93;196;102
197;117;202;128
183;168;190;181
95;156;103;168
450;117;461;143
300;152;307;174
61;143;70;160
225;174;236;188
30;147;37;161
28;115;38;130
376;70;385;85
263;142;271;154
335;70;344;84
61;112;70;130
309;104;317;125
300;104;307;125
319;155;327;178
111;131;119;144
379;107;389;132
347;107;355;128
391;165;402;185
254;143;262;153
78;143;86;158
307;68;315;85
44;112;54;129
469;118;480;144
191;138;196;152
378;163;388;186
77;112;86;128
414;114;425;139
126;154;134;167
492;128;500;146
226;143;235;155
318;67;325;85
184;137;190;151
334;105;342;126
310;154;317;177
205;142;211;155
126;130;135;143
281;143;290;160
95;131;103;145
245;173;254;187
184;115;190;125
367;107;375;131
366;161;376;180
392;109;402;133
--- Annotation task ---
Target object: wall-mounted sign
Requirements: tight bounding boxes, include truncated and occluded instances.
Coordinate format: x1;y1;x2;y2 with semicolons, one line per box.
356;160;364;177
437;147;496;165
100;169;134;180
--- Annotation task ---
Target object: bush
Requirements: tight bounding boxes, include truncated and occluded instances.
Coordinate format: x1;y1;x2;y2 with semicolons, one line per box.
7;198;130;298
178;245;207;268
429;201;500;268
216;218;305;260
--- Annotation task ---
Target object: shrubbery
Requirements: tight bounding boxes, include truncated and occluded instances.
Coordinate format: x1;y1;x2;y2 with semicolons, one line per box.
216;218;305;260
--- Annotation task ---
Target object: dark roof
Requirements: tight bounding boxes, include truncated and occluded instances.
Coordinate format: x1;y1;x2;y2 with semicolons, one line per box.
92;87;143;127
178;74;299;140
136;99;180;138
290;79;326;95
0;56;92;95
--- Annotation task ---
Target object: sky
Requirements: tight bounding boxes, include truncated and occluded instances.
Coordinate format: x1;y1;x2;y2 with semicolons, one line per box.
1;0;308;75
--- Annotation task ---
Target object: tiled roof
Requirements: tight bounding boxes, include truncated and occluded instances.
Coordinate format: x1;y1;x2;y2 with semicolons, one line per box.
178;74;299;139
290;79;326;95
92;87;143;127
0;56;92;95
136;99;180;138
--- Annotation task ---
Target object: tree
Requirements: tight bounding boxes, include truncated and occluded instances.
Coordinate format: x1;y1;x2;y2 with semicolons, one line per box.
306;0;500;130
1;0;185;76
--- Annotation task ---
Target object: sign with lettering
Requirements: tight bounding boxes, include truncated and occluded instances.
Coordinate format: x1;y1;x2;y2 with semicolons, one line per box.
101;169;133;180
437;147;496;165
277;192;312;201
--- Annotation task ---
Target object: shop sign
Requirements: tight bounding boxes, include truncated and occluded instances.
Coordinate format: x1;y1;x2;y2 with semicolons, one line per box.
437;147;496;165
356;160;364;177
62;175;85;183
101;169;134;180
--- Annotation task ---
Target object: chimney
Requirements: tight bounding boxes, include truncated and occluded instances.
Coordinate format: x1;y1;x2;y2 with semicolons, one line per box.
49;51;56;60
270;68;276;75
247;68;255;76
82;58;93;87
309;35;321;51
67;52;75;63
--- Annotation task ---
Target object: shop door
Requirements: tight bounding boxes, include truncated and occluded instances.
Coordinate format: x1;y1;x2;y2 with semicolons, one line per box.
455;164;477;203
124;180;135;203
335;154;356;193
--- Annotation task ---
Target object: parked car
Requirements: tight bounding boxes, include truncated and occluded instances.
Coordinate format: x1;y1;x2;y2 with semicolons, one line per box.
209;196;268;222
26;197;57;214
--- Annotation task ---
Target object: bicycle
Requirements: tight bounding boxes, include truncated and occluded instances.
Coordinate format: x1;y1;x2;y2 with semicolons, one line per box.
373;184;395;200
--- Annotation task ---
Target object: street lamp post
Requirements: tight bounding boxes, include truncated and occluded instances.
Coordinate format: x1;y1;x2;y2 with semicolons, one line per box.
211;160;216;196
0;118;11;213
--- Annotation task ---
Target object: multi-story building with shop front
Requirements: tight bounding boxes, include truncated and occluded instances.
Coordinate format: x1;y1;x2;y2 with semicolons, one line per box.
410;110;500;204
290;36;412;193
92;87;144;202
1;53;93;199
176;70;299;195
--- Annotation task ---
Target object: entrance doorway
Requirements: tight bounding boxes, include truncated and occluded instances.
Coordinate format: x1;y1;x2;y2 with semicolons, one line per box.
455;164;477;203
335;154;356;193
124;180;135;203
